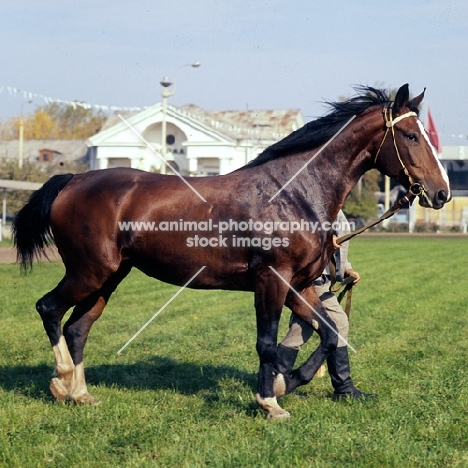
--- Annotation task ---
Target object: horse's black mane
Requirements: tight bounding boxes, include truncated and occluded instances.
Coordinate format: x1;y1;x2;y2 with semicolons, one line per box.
239;86;392;170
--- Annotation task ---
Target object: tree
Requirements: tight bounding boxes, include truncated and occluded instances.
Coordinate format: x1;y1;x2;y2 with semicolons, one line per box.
27;109;60;139
0;103;107;140
343;169;381;220
41;102;106;139
0;157;87;218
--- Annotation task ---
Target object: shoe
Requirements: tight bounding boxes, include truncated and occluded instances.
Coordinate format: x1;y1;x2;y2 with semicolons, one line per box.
332;387;375;400
327;346;375;400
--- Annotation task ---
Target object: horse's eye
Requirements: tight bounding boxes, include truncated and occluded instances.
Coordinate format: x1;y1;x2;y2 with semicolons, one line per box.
405;133;418;142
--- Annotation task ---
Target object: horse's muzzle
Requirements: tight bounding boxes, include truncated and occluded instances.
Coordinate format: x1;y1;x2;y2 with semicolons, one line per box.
418;188;450;210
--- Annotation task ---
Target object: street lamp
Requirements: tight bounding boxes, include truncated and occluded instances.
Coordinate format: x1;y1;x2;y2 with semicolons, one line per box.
160;61;200;174
18;100;33;169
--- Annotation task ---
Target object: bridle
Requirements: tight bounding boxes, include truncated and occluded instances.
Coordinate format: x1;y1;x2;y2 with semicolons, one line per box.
374;103;425;198
334;102;428;246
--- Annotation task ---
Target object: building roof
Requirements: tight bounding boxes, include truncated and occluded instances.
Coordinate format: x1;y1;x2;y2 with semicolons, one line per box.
177;105;303;140
96;104;304;143
0;140;88;163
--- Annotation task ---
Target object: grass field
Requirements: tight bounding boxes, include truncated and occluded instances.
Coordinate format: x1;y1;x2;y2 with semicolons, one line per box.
1;237;468;467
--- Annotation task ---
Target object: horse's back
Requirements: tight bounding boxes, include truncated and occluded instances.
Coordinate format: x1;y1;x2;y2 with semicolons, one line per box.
49;169;159;270
48;168;248;287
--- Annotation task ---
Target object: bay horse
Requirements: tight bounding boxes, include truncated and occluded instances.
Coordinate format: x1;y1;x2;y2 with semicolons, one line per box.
13;84;450;419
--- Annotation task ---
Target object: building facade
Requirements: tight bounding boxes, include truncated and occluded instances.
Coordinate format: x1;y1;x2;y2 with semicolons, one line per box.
86;103;304;175
410;146;468;230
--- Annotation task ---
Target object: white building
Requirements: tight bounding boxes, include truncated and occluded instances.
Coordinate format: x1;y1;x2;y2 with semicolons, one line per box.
86;103;304;175
415;145;468;229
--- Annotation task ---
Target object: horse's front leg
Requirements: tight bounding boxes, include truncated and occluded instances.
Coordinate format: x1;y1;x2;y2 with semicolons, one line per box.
275;286;338;397
254;269;290;419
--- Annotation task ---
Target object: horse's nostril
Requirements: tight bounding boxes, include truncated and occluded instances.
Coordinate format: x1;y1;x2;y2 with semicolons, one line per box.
437;190;449;203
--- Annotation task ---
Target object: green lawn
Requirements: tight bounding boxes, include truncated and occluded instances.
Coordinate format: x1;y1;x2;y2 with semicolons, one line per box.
0;238;13;248
1;237;468;467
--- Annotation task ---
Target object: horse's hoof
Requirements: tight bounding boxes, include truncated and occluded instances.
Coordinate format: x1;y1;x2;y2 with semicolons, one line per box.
50;378;69;402
267;409;290;420
273;373;287;398
72;393;100;405
315;365;327;378
255;393;290;420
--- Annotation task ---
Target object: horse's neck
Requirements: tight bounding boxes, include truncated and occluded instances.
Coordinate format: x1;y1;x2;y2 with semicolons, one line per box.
290;149;369;220
281;120;378;222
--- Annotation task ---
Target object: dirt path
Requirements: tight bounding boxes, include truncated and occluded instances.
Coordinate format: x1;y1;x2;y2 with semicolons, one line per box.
0;246;60;264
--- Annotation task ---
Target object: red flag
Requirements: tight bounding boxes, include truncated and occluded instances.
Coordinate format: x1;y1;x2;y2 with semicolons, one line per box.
427;107;443;154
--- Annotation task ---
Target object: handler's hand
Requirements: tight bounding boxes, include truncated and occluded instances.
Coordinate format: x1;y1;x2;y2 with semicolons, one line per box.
332;235;340;250
345;269;361;284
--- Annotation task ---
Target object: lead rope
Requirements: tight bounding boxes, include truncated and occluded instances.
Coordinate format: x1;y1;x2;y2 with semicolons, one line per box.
321;105;420;377
323;104;425;382
328;189;417;320
336;190;416;245
329;102;421;317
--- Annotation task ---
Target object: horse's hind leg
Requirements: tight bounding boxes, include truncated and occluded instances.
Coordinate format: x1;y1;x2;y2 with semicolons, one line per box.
37;263;131;403
63;263;132;404
61;293;107;405
36;278;81;401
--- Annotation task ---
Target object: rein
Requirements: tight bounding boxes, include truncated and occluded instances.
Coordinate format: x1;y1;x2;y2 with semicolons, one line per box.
331;275;355;318
336;189;416;245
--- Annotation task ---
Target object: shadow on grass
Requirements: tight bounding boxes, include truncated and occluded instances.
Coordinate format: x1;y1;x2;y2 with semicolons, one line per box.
0;356;258;403
90;355;258;395
0;363;52;400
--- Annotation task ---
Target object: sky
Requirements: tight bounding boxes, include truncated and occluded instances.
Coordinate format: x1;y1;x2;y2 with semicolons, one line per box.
1;0;467;145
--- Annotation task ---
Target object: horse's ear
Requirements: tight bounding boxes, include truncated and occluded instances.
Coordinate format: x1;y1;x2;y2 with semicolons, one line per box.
407;88;426;110
393;84;410;114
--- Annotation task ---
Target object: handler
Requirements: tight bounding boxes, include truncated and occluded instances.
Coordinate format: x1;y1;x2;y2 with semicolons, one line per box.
275;210;375;399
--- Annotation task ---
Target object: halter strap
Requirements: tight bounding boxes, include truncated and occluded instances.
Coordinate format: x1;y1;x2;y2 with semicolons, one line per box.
386;110;417;128
374;103;425;197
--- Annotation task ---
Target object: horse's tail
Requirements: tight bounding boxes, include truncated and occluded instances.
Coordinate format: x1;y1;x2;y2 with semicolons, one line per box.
12;173;74;272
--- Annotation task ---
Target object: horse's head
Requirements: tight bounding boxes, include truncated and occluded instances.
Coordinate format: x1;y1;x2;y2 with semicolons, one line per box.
374;84;451;209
